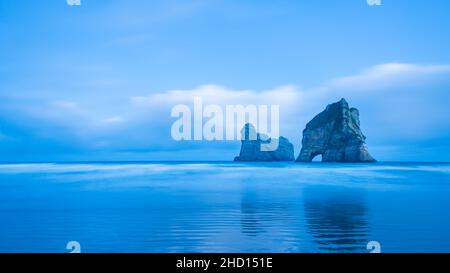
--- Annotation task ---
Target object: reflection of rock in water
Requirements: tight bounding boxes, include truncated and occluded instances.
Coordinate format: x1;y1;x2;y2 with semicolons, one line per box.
303;187;369;252
241;201;266;236
240;189;295;237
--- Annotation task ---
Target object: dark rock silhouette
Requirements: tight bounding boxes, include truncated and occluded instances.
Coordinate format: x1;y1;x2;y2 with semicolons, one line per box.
296;99;376;163
234;123;295;162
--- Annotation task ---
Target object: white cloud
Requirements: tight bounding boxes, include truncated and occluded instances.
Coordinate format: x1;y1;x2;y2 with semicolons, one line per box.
329;63;450;91
131;84;302;107
130;84;304;141
316;63;450;141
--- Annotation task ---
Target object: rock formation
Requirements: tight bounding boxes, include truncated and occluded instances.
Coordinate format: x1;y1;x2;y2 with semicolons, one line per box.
234;123;295;162
296;98;376;163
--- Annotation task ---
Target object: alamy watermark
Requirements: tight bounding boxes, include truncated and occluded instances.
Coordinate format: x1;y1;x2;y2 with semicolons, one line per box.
170;97;280;151
367;241;382;253
64;239;380;253
66;241;81;253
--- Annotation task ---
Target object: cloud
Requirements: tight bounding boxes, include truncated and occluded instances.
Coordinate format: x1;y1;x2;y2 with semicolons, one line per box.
329;63;450;91
130;84;303;128
131;84;301;106
318;63;450;141
130;84;304;143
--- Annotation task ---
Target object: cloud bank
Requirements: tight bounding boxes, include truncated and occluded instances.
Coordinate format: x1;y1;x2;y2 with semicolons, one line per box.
1;62;450;161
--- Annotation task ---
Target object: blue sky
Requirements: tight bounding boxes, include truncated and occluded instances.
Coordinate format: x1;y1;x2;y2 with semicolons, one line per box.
1;0;450;162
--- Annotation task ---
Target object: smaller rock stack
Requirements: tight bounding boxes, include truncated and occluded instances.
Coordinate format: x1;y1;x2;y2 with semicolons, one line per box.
234;123;295;162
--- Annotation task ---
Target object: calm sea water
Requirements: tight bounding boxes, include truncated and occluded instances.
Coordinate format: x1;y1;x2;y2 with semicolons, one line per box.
0;162;449;253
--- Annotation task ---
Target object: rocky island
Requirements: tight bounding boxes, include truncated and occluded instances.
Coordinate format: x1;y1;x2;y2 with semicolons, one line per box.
234;123;295;162
296;98;376;163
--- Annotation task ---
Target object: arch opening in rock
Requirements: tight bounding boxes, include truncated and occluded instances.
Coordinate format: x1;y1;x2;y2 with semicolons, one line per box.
311;154;323;162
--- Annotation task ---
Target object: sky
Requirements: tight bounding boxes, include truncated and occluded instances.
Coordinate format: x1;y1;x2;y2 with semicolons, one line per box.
1;0;450;162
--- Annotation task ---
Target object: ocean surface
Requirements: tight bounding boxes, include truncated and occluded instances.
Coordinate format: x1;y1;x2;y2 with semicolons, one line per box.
0;162;449;253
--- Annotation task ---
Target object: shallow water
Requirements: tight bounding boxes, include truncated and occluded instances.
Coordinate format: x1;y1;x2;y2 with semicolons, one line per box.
0;162;449;253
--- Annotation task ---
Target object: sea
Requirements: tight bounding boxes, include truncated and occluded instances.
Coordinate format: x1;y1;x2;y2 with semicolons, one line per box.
0;162;449;253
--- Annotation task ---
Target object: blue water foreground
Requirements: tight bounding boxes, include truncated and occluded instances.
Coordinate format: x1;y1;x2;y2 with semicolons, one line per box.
0;162;449;253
